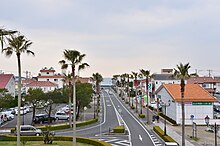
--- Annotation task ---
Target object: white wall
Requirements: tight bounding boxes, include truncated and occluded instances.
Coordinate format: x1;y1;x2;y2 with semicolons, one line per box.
157;87;214;125
25;86;57;93
157;88;177;122
154;80;180;92
38;78;63;89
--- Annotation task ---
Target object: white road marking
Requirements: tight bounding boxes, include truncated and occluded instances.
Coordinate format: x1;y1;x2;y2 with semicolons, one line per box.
139;134;143;141
112;89;157;146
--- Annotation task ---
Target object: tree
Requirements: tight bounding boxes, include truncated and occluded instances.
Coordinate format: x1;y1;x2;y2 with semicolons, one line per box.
2;33;34;146
91;73;103;118
44;89;63;124
76;82;93;119
59;49;89;146
173;63;191;146
0;94;16;111
0;27;17;49
25;88;44;125
140;69;150;124
62;73;73;126
132;72;139;113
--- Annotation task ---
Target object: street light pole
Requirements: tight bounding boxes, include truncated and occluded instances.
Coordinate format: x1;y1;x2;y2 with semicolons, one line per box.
162;100;171;136
22;97;25;125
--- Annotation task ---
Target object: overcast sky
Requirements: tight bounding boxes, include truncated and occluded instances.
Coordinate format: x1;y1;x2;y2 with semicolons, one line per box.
1;0;220;77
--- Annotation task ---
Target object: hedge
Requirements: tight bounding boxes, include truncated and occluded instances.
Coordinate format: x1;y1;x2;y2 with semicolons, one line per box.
138;114;145;118
11;118;98;133
158;112;177;125
112;126;125;133
153;126;177;143
0;135;111;146
130;106;135;109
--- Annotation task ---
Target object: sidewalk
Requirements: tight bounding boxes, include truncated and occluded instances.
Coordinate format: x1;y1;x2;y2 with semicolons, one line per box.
123;96;220;146
121;96;211;146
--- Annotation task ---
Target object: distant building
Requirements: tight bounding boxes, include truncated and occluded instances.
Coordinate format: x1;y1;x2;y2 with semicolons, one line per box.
37;67;64;88
186;77;220;94
25;81;58;93
0;74;16;97
156;84;217;125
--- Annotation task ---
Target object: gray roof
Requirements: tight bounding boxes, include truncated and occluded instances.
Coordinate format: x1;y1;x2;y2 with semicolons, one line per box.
152;74;177;80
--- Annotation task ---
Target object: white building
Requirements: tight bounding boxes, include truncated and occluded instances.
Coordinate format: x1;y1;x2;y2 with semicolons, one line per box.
156;84;217;125
37;67;64;89
0;74;16;97
25;81;58;93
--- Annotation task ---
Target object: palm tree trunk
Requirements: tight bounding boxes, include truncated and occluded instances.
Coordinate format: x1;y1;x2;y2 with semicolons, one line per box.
32;105;36;125
181;79;185;146
69;82;72;127
72;66;76;146
17;54;21;146
146;78;149;124
48;104;52;125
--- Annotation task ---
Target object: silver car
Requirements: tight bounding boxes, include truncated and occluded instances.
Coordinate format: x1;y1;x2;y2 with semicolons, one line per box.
15;125;42;136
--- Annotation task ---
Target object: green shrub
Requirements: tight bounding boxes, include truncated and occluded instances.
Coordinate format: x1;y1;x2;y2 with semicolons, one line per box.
138;114;145;118
153;126;177;143
159;112;177;125
130;106;135;109
0;135;111;146
11;118;98;133
148;106;154;111
112;126;125;133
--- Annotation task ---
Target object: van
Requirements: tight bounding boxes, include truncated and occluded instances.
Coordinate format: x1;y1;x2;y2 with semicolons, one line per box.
15;125;42;136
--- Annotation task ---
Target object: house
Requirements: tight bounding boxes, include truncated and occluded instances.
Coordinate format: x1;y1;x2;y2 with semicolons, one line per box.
187;77;217;94
37;67;64;89
0;74;15;97
25;81;58;93
156;84;217;125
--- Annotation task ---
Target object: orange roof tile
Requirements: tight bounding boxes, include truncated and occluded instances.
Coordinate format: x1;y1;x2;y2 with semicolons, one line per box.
161;84;217;102
26;81;57;87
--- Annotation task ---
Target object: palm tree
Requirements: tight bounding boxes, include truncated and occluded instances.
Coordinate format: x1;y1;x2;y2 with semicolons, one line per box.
173;63;191;146
59;49;89;146
62;73;73;126
132;72;139;113
0;28;17;49
92;73;103;118
2;34;34;146
140;69;150;124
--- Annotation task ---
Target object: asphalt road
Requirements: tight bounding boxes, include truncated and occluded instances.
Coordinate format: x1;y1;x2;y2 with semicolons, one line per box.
106;87;157;146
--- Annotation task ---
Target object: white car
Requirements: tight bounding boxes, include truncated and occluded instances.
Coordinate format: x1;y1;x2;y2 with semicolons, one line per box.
1;111;14;121
55;111;69;120
15;107;26;115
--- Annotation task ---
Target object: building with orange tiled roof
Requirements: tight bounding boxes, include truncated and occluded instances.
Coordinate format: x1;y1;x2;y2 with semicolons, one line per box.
187;77;218;94
37;67;64;88
156;84;217;125
25;81;58;93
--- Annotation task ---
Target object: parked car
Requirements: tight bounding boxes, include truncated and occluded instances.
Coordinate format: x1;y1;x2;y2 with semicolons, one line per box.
14;107;26;115
33;114;56;124
55;111;69;120
15;125;42;136
1;111;14;121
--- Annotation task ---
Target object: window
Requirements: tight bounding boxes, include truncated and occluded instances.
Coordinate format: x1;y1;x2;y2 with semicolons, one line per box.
54;79;57;81
47;79;49;81
47;72;49;74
